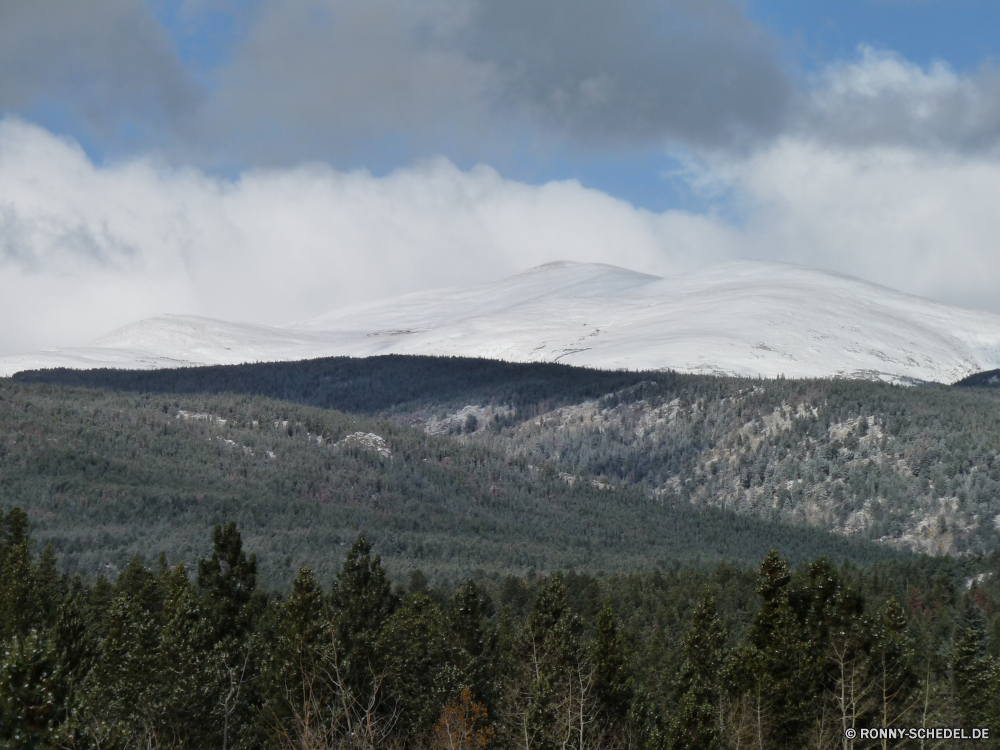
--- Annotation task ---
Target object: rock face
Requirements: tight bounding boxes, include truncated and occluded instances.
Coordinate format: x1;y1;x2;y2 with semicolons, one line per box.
430;381;1000;557
5;259;1000;383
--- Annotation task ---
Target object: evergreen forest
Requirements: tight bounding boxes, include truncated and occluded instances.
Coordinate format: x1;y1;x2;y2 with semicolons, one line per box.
2;513;1000;749
0;381;894;586
12;355;1000;559
6;355;1000;747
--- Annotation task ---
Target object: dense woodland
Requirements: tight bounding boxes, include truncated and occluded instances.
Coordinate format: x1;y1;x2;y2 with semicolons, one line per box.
7;357;1000;746
11;355;1000;558
473;376;1000;556
11;356;664;419
0;382;893;586
3;513;1000;749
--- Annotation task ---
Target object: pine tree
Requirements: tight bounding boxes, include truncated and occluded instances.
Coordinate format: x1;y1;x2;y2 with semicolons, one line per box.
157;564;222;747
332;536;397;701
0;535;37;641
869;599;915;745
747;551;816;748
261;566;339;750
197;522;259;640
591;596;632;725
378;593;459;738
0;630;66;749
87;586;165;746
449;580;500;711
34;544;64;627
521;575;589;750
669;594;726;750
952;600;998;738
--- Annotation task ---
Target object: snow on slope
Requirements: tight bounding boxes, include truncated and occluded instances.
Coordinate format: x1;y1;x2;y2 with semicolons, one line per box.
4;260;1000;383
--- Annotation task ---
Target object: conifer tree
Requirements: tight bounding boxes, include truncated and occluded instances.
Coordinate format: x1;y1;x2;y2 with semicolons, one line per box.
591;596;632;724
747;551;815;748
262;566;339;749
157;563;222;747
0;630;66;749
869;599;915;743
197;522;259;640
332;536;397;701
378;593;459;738
0;535;37;641
952;600;998;737
669;594;727;750
449;580;500;711
34;544;63;627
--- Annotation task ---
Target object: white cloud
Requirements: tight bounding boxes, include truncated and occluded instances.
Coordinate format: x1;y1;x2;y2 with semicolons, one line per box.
0;119;728;356
6;106;1000;360
709;138;1000;312
797;46;1000;152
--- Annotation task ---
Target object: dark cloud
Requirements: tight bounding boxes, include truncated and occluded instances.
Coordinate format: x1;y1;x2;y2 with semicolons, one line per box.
464;0;790;148
196;0;499;166
0;0;201;143
191;0;791;165
16;0;1000;173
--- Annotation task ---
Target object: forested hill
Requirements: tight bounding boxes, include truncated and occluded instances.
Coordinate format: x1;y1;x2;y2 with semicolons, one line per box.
12;356;1000;557
11;355;666;416
956;368;1000;387
2;515;999;749
0;382;900;587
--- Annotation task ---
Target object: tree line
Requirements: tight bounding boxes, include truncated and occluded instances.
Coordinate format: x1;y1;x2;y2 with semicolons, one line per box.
13;355;1000;556
0;383;899;587
3;510;1000;749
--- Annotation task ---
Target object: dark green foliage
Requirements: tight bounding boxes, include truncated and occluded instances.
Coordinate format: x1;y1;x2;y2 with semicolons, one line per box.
1;519;1000;748
11;354;669;417
378;594;459;736
13;354;1000;564
591;597;632;723
0;381;902;587
669;595;726;750
9;355;1000;747
952;601;999;734
448;580;501;711
332;536;397;694
955;369;1000;388
0;629;65;749
197;522;260;639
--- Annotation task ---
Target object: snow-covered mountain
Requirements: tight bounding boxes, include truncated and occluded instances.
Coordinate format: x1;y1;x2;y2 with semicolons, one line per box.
5;260;1000;383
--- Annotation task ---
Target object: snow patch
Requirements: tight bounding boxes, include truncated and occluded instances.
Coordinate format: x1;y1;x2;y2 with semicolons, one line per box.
336;432;392;459
5;260;1000;383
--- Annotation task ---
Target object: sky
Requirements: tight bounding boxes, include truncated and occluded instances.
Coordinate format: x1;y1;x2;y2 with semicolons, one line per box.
3;0;1000;356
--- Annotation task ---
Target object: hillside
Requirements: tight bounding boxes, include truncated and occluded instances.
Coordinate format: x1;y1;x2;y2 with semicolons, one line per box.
12;355;1000;558
0;380;896;586
4;260;1000;382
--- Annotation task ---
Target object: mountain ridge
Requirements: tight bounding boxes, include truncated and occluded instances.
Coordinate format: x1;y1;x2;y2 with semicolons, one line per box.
4;259;1000;383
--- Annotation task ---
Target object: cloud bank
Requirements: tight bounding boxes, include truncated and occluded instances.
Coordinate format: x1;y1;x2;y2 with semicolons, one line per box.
0;119;729;356
6;1;1000;167
1;0;791;166
0;0;200;143
5;102;1000;356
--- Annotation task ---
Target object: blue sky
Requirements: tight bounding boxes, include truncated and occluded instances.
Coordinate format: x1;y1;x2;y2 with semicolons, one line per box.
3;0;1000;353
11;0;999;209
748;0;1000;74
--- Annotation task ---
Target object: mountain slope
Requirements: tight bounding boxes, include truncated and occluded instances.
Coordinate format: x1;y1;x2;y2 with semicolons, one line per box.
0;381;902;585
4;260;1000;383
14;354;1000;556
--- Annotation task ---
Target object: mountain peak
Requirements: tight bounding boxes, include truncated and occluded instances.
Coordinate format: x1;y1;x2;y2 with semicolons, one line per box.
3;261;1000;383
